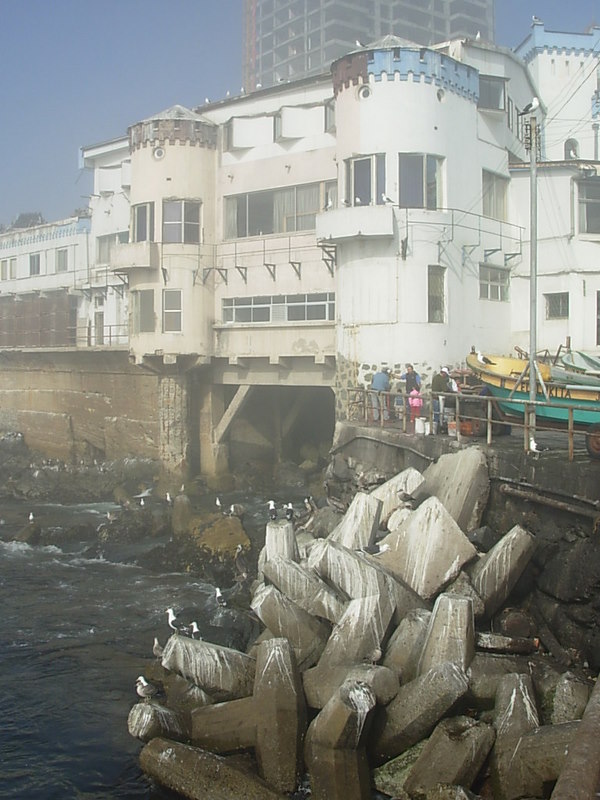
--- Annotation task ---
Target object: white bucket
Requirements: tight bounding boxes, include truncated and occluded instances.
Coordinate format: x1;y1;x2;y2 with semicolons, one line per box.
424;421;431;435
415;417;426;435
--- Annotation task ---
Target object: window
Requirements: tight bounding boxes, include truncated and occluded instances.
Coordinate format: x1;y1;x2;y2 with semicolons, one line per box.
399;154;442;209
224;182;327;238
0;260;6;280
56;248;68;273
482;170;508;220
345;155;385;206
479;265;509;301
29;253;41;276
479;76;505;111
163;200;201;243
579;178;600;234
545;292;569;319
132;289;155;333
324;99;336;132
98;231;128;263
222;293;335;323
132;203;155;242
9;257;16;279
163;289;182;332
428;265;445;323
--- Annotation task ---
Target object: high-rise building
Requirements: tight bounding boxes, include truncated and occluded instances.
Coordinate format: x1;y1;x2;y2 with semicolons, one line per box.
243;0;495;90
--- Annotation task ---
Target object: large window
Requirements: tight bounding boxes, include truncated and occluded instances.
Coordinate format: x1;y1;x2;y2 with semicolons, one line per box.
222;292;335;323
163;289;182;331
132;203;155;243
345;155;385;206
399;154;442;210
132;289;155;333
579;178;600;234
29;253;41;276
479;76;506;111
545;292;569;320
97;231;128;264
482;170;508;220
0;260;7;280
225;182;334;238
428;265;445;323
163;200;201;243
479;265;509;301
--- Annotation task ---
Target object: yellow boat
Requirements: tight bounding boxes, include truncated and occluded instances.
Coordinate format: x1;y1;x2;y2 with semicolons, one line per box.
466;352;600;457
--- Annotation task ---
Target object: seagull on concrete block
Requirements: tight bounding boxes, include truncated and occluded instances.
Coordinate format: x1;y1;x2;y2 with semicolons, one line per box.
136;676;158;701
166;607;180;633
268;500;277;520
517;96;539;117
285;502;294;521
381;193;395;204
529;437;549;455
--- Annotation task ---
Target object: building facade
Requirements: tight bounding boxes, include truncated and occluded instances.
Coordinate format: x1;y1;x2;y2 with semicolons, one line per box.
0;20;599;475
242;0;495;90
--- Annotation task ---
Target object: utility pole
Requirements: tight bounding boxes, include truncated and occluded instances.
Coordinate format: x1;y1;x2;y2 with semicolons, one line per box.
528;117;538;434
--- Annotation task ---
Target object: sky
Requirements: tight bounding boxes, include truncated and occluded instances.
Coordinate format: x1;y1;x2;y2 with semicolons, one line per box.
0;0;598;228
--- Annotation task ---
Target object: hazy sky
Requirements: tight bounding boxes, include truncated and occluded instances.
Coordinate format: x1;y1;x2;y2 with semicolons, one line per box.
0;0;598;227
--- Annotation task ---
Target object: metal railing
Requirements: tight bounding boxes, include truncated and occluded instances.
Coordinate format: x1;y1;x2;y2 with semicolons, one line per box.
347;387;595;461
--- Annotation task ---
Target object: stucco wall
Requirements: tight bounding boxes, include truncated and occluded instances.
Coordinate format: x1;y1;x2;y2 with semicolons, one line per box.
0;351;160;463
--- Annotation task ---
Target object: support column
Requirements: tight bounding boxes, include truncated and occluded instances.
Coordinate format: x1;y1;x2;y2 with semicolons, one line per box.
198;382;229;478
158;373;190;478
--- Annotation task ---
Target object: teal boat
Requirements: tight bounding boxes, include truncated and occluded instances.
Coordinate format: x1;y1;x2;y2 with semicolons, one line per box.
560;350;600;377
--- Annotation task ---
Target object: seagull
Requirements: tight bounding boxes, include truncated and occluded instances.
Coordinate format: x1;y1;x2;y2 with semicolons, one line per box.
28;512;34;523
152;637;164;659
228;503;245;518
475;30;481;40
517;96;539;117
216;496;223;512
140;498;145;507
354;196;362;205
381;193;395;204
285;502;294;521
136;675;158;701
188;621;201;639
359;542;391;555
215;587;227;608
165;492;172;506
341;199;350;206
133;487;153;499
529;437;549;454
477;351;496;366
532;15;543;24
355;39;364;48
166;607;179;632
324;197;333;211
268;500;277;520
234;544;249;579
568;148;578;159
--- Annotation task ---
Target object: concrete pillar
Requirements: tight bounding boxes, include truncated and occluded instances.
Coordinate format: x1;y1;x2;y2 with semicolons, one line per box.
198;382;229;478
158;373;190;477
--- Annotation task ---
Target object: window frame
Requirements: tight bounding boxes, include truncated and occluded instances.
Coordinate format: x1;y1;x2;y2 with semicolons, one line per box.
479;265;510;302
478;75;506;112
427;264;445;323
29;252;41;277
163;288;183;332
544;292;569;320
132;289;155;333
56;248;68;273
132;202;155;243
578;178;600;235
345;154;385;207
222;292;335;324
162;199;202;244
398;153;442;210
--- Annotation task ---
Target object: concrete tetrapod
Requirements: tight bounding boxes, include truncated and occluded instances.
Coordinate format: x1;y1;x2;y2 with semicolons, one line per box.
417;593;475;676
328;491;382;550
304;679;376;800
261;555;347;623
128;701;189;743
139;737;288;800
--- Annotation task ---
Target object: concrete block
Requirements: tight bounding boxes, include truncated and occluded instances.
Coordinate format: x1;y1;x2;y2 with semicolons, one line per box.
551;671;592;724
250;583;330;670
383;608;432;684
386;505;412;532
264;519;300;562
376;497;478;600
190;696;257;752
139;737;288;800
329;491;382;550
444;571;485;618
370;661;470;764
317;593;396;670
304;680;376;800
370;467;425;521
303;663;399;709
262;556;347;623
161;635;256;701
511;721;579;800
128;701;189;743
466;653;531;709
403;715;496;794
307;538;388;598
417;594;475;675
468;524;536;618
415;447;490;532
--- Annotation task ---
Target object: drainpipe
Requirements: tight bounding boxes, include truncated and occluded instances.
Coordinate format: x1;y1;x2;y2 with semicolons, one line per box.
593;122;599;161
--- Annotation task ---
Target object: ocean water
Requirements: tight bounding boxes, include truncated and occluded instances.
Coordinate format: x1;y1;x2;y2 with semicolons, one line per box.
0;499;263;800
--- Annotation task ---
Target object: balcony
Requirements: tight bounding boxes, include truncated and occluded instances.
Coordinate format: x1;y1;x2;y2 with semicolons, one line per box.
316;205;395;242
111;241;160;272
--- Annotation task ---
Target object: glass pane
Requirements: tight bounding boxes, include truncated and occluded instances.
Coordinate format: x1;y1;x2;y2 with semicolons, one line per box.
164;312;181;332
248;192;274;236
354;158;371;205
163;223;181;243
184;202;200;223
307;304;326;320
235;307;252;322
164;290;181;311
399;154;423;208
426;156;439;210
139;290;154;332
183;222;200;243
163;201;182;222
135;205;147;242
288;305;306;320
376;154;386;205
252;307;270;322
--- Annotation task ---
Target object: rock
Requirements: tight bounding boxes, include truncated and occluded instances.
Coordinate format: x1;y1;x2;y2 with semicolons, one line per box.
172;492;193;536
551;671;592;724
262;556;347;623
